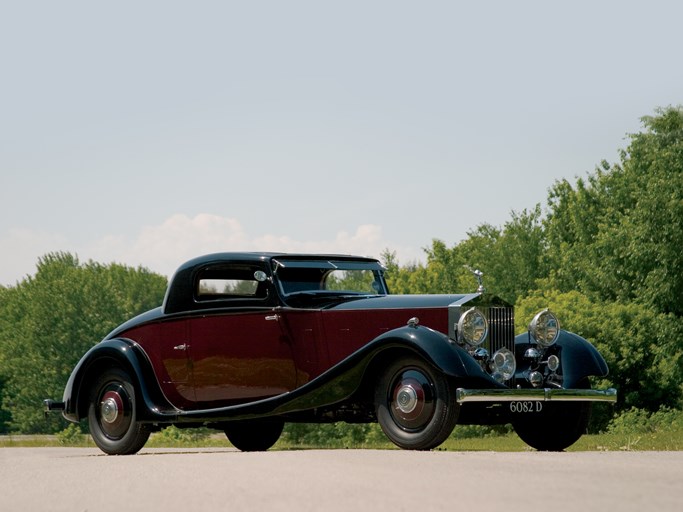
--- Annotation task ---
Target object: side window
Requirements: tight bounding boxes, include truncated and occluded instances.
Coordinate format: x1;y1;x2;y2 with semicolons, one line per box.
195;265;268;301
198;278;259;296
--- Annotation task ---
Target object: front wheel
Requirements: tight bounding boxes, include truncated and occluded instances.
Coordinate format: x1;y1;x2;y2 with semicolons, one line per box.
225;419;284;452
375;356;458;450
513;381;592;451
88;368;150;455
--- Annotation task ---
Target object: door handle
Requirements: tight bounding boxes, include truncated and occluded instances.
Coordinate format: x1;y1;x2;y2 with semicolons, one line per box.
265;315;279;321
173;343;189;351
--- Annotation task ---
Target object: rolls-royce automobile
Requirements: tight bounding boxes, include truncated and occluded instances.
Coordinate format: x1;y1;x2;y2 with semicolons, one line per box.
44;253;616;454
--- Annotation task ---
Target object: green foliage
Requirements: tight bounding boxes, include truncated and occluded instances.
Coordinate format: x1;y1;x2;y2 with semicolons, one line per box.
55;423;87;446
585;407;683;451
544;106;683;315
516;290;683;411
150;425;212;446
0;252;167;433
384;106;683;414
451;424;513;440
383;206;546;304
282;422;387;448
607;407;683;436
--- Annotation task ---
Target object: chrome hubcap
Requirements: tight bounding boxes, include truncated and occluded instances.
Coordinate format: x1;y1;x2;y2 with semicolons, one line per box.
101;397;119;424
396;385;419;414
389;369;436;431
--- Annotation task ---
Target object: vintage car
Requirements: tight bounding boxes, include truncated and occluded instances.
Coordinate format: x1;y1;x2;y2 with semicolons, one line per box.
45;252;616;454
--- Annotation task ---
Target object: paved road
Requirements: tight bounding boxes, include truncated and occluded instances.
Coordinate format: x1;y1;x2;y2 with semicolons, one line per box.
1;448;682;512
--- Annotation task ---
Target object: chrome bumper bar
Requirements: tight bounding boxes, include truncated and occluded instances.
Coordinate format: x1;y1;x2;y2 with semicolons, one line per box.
456;387;617;404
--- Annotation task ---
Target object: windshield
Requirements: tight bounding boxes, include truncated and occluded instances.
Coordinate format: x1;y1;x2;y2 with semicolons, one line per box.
274;260;387;297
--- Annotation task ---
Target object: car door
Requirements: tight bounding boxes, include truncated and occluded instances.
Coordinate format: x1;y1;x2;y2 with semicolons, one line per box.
185;262;297;406
188;312;296;405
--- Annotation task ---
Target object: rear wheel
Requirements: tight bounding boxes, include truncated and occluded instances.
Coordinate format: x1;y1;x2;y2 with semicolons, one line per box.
88;368;150;455
513;380;592;451
225;419;284;452
375;357;458;450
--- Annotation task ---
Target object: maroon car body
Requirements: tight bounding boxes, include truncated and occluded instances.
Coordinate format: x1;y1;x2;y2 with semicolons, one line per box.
45;252;616;454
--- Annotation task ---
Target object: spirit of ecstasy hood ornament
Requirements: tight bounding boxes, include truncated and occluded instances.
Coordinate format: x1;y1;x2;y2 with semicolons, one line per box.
464;266;485;293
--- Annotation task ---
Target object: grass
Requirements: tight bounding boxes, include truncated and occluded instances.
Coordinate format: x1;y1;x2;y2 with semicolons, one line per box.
3;407;682;451
2;430;682;452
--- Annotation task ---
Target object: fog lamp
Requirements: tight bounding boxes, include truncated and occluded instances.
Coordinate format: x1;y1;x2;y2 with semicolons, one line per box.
529;371;543;387
547;355;560;372
489;347;516;381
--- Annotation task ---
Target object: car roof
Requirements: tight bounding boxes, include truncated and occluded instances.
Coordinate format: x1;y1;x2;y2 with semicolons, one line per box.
174;252;380;271
162;252;382;314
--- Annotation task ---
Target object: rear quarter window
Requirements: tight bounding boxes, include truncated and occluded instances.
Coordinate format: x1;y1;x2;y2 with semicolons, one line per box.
195;265;268;301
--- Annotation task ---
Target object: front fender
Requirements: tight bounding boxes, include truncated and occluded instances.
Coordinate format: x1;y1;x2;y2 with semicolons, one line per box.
515;330;609;387
62;338;171;423
371;325;499;385
555;330;609;385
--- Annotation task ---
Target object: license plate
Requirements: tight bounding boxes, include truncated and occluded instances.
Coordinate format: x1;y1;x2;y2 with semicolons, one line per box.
509;401;543;413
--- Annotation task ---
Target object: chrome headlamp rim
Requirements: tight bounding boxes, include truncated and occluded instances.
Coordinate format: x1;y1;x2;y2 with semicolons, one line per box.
490;347;516;382
457;307;488;346
528;309;560;348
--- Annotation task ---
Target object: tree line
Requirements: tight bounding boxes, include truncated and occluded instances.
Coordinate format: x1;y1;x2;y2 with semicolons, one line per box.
1;106;681;434
383;106;683;415
0;254;167;433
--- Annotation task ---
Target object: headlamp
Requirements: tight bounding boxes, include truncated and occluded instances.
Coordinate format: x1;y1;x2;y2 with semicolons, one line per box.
529;309;560;347
457;308;488;346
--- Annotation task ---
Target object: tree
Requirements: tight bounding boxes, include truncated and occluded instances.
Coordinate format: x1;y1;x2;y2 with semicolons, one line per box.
384;107;683;412
383;206;547;303
0;286;9;433
0;253;167;433
517;290;683;412
545;106;683;316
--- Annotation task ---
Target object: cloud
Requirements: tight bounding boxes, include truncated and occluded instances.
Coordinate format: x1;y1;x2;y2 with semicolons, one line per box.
86;214;424;279
1;213;424;285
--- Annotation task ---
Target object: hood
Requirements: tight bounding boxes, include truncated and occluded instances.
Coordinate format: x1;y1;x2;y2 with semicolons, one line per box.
328;294;472;311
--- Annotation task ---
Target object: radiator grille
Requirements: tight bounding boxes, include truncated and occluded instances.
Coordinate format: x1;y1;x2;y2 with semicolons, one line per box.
486;306;516;385
486;307;515;352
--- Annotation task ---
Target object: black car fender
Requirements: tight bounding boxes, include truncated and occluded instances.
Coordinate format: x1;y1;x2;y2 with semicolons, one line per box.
367;324;497;383
61;338;171;423
515;330;609;387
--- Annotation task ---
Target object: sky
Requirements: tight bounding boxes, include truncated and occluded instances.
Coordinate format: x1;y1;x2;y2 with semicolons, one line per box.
2;1;682;286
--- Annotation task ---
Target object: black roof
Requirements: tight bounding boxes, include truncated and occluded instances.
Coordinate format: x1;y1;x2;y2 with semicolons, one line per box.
162;252;382;314
173;252;380;272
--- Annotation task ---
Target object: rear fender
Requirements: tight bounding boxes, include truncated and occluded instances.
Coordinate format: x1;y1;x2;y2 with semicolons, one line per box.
62;338;171;423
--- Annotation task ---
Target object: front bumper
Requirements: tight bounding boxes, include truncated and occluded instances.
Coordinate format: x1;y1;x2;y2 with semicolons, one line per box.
456;387;617;404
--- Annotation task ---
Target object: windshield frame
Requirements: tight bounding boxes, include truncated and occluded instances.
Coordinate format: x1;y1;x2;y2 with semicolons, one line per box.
272;258;388;299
